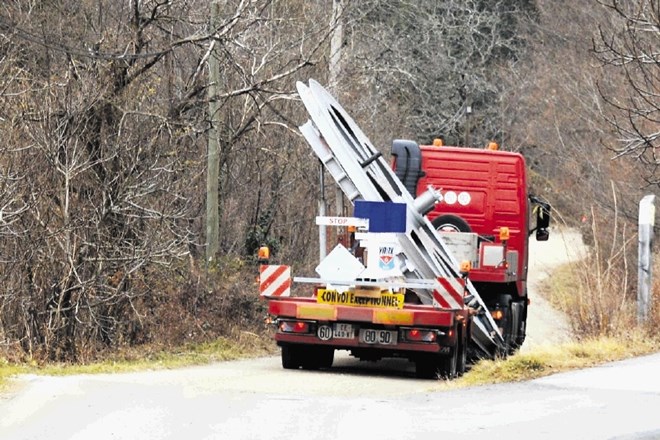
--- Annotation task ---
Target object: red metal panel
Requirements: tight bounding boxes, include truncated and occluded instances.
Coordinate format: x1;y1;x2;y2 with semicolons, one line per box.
268;298;454;327
408;308;454;326
268;300;298;317
418;145;529;295
336;306;373;322
274;333;444;353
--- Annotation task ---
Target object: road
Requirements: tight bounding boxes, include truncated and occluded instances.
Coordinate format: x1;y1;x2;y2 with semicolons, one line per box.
2;352;660;440
2;229;659;440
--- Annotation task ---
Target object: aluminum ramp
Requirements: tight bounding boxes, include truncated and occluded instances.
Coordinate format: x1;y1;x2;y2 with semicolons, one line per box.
297;79;504;358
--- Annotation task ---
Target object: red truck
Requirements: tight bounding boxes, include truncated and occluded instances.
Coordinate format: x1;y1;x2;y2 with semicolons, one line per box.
259;80;550;378
392;139;551;356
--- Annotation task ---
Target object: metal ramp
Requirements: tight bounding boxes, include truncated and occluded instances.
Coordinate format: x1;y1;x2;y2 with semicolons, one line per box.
297;79;504;358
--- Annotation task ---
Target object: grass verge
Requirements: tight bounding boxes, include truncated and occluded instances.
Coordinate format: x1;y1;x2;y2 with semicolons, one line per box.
431;333;659;391
0;332;277;393
457;333;657;388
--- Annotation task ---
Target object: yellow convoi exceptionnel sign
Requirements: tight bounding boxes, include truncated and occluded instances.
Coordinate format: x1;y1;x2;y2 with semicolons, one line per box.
316;289;404;309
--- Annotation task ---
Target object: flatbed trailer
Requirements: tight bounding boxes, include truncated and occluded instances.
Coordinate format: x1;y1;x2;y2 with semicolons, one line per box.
260;79;550;378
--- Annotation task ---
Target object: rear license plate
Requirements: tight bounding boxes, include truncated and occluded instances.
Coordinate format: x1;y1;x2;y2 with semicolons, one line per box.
359;329;398;345
333;323;354;339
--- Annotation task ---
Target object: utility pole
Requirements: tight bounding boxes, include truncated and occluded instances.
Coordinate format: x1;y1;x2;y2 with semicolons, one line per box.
638;194;655;325
206;0;222;262
317;0;345;260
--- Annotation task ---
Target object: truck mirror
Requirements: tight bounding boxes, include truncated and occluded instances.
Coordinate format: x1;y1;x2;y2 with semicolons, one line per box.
536;228;549;242
536;205;550;230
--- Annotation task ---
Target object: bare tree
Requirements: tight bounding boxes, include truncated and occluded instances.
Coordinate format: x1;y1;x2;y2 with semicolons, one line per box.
337;0;538;149
594;0;660;185
0;0;331;359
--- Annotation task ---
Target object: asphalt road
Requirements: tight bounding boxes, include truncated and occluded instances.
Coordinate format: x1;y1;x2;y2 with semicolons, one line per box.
1;352;659;440
2;229;658;440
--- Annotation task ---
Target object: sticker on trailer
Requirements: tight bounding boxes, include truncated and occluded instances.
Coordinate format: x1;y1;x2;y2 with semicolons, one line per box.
378;245;395;270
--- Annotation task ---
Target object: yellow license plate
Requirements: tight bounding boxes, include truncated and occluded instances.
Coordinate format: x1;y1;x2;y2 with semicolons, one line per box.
316;289;404;309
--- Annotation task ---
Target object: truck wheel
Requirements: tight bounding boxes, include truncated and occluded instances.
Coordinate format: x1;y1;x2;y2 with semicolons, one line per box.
317;347;334;369
299;346;334;370
456;326;468;376
415;348;458;380
496;294;516;356
415;356;440;379
438;347;458;379
281;344;303;369
301;346;334;370
432;214;472;233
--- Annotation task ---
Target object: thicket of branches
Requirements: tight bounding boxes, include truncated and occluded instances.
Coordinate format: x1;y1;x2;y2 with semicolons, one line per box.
0;0;655;360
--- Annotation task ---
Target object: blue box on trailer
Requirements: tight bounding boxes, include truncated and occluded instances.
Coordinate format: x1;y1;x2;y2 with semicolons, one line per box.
354;200;407;233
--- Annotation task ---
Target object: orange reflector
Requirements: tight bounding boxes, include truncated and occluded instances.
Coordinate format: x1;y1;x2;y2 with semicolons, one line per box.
487;142;499;150
258;246;270;262
433;138;444;147
297;304;337;321
499;227;510;241
491;309;504;320
373;310;413;325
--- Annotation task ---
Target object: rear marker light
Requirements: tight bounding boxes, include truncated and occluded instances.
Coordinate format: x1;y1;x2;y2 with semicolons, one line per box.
279;321;311;334
404;328;437;343
491;309;504;320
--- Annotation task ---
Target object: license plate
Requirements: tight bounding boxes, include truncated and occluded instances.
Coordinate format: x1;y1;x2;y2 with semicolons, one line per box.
359;329;398;345
333;323;354;339
317;323;354;341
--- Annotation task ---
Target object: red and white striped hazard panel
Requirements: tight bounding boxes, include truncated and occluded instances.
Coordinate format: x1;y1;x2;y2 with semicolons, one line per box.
259;265;291;297
432;277;465;309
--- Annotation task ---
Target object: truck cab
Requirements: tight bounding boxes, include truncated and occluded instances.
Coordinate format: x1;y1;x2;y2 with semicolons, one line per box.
392;139;550;353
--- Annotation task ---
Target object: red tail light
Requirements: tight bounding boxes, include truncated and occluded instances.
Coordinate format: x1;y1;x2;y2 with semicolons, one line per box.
403;328;437;343
279;320;311;334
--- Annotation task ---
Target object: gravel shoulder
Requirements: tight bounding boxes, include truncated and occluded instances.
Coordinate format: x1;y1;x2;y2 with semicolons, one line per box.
522;228;587;350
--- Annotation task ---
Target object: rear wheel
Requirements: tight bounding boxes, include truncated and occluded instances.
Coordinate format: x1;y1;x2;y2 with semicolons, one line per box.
456;325;468;376
415;356;439;379
281;344;303;369
282;345;335;370
438;346;458;379
302;346;334;370
415;347;458;380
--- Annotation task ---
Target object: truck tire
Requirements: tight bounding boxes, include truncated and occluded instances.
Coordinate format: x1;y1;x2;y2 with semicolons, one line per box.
415;347;458;380
415;356;439;379
281;344;303;369
438;347;458;379
515;299;528;348
456;325;468;376
301;346;334;370
496;294;517;356
432;214;472;233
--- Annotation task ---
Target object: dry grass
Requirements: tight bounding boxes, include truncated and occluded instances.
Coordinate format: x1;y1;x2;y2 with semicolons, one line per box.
435;211;660;390
431;332;659;391
4;213;659;392
544;215;660;338
0;332;277;391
